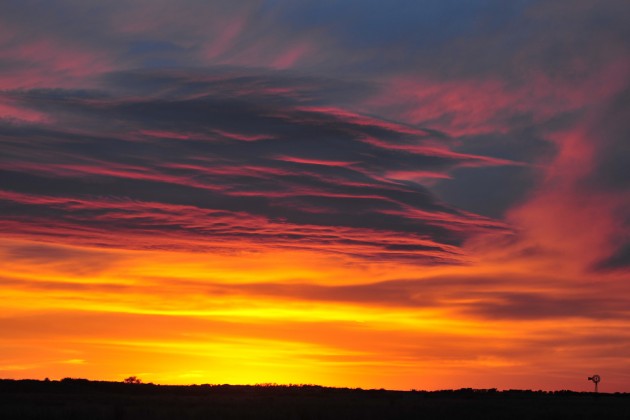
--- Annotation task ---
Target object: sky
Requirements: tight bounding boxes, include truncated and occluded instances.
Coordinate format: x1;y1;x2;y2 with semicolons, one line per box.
0;0;629;392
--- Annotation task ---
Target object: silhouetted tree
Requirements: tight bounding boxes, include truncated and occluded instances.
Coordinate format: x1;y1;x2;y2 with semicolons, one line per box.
123;376;142;384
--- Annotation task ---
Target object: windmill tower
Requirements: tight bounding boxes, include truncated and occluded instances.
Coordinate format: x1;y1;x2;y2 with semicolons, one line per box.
587;374;600;393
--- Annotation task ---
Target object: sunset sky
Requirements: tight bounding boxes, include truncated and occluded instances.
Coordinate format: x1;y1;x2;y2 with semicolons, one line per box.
1;0;629;392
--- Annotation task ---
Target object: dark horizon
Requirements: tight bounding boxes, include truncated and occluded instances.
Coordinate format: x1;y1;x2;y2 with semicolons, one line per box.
2;377;623;395
3;377;629;420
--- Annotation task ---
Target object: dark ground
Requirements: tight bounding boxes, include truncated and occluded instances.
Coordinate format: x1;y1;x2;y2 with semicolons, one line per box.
1;379;628;420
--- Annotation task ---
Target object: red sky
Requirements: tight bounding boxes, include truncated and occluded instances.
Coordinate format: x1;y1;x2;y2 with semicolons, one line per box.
1;0;629;391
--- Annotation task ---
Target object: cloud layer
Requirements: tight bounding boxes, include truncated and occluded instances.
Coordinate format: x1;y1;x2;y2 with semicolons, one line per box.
1;70;514;265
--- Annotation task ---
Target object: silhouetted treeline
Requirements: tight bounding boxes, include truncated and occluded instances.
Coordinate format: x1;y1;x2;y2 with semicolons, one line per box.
0;378;628;419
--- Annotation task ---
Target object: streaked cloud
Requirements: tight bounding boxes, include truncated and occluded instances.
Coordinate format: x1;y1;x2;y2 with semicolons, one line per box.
1;70;517;265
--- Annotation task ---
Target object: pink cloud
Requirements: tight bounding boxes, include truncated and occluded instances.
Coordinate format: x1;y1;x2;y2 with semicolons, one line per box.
384;207;508;233
162;163;291;179
271;42;313;70
0;98;50;123
139;130;194;141
364;59;630;137
384;170;452;182
275;156;356;167
504;126;629;273
213;129;272;142
359;136;521;167
1;162;226;193
0;34;113;89
294;106;430;136
203;17;248;60
0;189;468;264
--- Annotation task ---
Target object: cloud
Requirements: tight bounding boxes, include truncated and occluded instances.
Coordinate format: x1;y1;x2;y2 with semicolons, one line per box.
0;69;517;264
593;241;630;272
136;273;630;321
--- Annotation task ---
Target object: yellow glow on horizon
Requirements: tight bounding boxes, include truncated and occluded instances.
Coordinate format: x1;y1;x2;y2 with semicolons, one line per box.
1;236;629;391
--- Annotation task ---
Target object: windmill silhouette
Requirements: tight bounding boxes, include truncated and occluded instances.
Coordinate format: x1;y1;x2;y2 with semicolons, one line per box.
587;374;600;393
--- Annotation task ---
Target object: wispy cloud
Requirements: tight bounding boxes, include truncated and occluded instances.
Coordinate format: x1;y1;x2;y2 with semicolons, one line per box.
1;70;517;264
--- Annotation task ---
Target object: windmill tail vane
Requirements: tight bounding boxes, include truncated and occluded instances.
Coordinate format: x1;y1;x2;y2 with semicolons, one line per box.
587;374;601;392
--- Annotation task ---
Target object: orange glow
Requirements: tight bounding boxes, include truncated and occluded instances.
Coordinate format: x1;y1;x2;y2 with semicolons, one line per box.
2;228;629;391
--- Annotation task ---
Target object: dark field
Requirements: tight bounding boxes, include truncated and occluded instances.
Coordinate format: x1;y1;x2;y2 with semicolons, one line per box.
1;379;628;420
